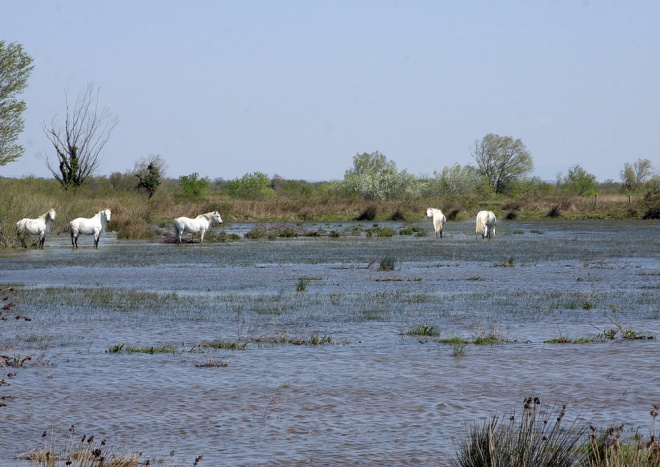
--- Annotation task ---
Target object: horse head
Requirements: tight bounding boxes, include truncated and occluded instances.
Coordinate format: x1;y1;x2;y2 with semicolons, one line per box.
211;211;223;224
102;209;112;223
426;208;434;218
47;208;56;222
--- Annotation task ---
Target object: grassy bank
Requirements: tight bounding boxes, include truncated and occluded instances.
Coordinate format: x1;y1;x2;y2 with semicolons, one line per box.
1;176;657;247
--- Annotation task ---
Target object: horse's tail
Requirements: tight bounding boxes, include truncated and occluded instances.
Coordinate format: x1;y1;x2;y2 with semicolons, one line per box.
476;215;484;234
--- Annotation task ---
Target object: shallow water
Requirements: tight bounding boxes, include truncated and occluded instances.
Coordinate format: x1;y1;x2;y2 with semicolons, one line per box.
0;220;659;465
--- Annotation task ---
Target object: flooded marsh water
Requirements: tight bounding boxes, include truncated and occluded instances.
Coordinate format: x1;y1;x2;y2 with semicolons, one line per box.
0;220;659;465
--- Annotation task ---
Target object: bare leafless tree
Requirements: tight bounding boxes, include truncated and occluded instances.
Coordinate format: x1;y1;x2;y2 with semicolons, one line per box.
43;83;118;190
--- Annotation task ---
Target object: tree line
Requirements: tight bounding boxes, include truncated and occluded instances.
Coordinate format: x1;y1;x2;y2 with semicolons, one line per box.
1;40;658;203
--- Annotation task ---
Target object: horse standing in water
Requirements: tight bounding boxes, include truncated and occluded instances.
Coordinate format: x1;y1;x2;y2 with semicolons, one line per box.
426;208;446;238
69;209;112;249
173;211;223;243
16;208;57;249
476;210;497;239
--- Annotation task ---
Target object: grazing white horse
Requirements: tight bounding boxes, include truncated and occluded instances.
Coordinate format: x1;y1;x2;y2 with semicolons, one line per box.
173;211;223;243
69;209;112;249
426;207;446;238
476;210;497;239
16;208;56;249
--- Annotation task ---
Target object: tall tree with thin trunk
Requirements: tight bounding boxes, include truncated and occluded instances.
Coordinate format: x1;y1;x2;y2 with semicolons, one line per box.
43;84;118;190
0;41;34;168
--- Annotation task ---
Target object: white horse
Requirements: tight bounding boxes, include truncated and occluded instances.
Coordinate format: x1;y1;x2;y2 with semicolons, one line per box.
69;209;112;249
16;208;56;249
426;207;446;238
476;210;497;239
173;211;223;243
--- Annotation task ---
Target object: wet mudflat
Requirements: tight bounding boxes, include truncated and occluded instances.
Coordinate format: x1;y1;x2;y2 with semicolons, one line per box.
0;220;659;465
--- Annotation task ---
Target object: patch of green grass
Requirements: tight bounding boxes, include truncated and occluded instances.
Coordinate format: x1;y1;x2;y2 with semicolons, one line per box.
408;324;440;337
125;345;176;354
296;278;309;291
244;227;265;239
439;336;470;345
366;226;396;237
530;229;544;234
512;229;524;234
544;336;596;344
197;339;247;351
473;335;501;345
399;225;424;236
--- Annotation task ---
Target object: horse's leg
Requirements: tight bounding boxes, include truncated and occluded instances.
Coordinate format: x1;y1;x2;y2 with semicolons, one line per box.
200;229;206;244
94;232;100;249
71;230;77;249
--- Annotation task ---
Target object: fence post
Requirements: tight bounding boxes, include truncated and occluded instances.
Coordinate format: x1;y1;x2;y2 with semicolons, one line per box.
594;194;598;206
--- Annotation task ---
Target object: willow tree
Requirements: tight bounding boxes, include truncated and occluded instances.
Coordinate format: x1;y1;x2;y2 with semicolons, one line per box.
43;84;118;190
471;134;534;194
0;41;33;167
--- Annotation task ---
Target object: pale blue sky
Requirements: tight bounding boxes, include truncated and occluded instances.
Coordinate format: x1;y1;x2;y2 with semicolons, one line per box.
2;1;659;182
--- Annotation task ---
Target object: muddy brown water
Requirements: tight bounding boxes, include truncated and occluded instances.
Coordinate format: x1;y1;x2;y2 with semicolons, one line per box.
0;220;659;465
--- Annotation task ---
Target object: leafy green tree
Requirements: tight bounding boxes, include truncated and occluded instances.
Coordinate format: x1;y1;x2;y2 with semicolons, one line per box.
560;165;598;196
226;171;275;199
433;163;481;196
348;151;396;176
0;41;34;167
471;134;534;194
135;155;165;199
343;151;420;200
178;172;209;197
43;83;119;190
620;158;654;193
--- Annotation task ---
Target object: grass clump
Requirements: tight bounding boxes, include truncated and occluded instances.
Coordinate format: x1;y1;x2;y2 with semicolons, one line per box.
497;256;515;267
440;336;471;345
125;345;176;354
379;255;396;271
366;225;395;237
544;337;596;344
296;278;309;291
196;339;247;351
408;324;440;337
586;407;660;466
472;335;501;345
452;342;467;357
19;426;143;466
452;397;587;467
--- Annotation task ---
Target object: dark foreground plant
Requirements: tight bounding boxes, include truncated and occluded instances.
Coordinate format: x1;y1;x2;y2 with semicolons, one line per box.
379;255;396;271
452;397;588;467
